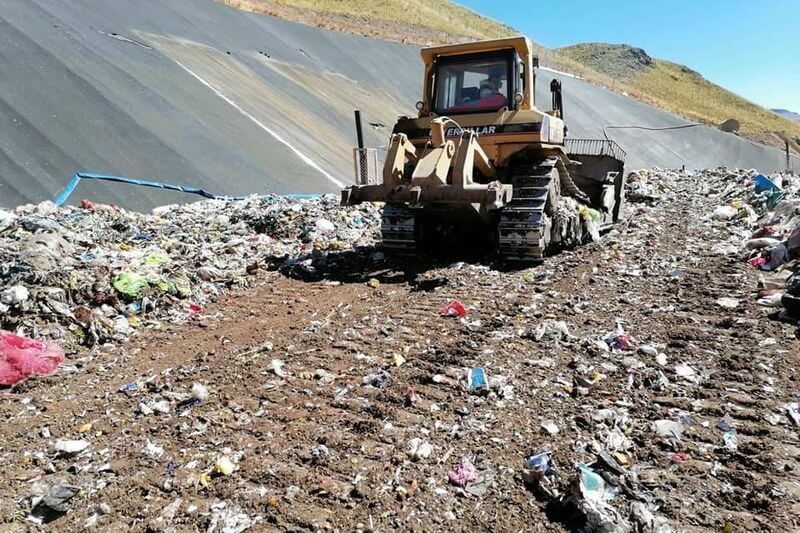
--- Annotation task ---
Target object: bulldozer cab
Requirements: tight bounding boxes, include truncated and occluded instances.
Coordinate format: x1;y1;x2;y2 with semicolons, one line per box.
432;51;516;114
420;37;538;117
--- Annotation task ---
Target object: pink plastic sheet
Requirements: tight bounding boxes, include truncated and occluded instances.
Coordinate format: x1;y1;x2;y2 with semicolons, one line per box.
0;330;65;386
448;461;478;487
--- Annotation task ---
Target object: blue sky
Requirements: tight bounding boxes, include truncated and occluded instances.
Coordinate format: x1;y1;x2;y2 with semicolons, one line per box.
458;0;800;111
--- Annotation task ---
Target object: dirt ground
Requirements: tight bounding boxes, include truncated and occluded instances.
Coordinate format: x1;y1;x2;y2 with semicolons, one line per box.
2;175;800;532
740;132;800;157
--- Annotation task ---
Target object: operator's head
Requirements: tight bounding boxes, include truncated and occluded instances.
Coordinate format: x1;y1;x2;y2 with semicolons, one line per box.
480;66;504;98
488;66;504;83
479;81;496;99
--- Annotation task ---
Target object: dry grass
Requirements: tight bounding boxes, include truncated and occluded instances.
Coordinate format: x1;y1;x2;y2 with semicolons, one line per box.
633;60;800;135
559;45;800;137
219;0;515;43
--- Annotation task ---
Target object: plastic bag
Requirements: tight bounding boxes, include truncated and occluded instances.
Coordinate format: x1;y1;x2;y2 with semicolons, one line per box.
0;330;65;385
112;272;149;299
440;300;467;317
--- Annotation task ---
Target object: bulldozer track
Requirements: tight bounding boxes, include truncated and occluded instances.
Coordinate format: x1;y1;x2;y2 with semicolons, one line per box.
380;203;417;253
497;158;559;263
380;159;565;262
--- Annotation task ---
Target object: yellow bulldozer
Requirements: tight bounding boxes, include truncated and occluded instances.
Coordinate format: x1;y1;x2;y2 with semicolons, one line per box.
341;36;626;262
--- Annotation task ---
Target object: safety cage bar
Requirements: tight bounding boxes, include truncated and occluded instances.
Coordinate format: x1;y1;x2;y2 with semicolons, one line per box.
353;147;386;185
565;138;627;162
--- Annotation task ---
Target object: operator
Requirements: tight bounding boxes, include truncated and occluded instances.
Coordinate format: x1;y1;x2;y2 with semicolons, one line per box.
476;79;506;107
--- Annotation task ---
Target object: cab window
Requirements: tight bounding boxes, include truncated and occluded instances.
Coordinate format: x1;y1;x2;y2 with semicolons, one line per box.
433;54;511;114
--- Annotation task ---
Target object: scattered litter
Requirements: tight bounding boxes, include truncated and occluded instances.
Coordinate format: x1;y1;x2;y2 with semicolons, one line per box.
651;420;684;438
41;484;81;512
603;324;635;351
0;166;797;530
191;383;209;402
142;439;165;458
715;297;739;309
532;320;574;342
407;437;433;461
523;452;558;498
440;300;467;317
214;456;236;475
448;461;478;487
0;330;64;386
712;205;738;221
466;366;487;391
363;370;390;388
784;402;800;426
271;359;290;378
540;420;559;435
138;398;171;416
675;362;699;383
54;439;90;455
0;195;381;347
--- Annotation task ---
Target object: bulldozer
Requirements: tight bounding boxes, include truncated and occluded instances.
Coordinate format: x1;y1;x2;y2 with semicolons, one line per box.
341;36;626;262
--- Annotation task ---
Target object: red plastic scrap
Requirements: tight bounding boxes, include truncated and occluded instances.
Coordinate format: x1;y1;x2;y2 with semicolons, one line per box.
668;452;689;463
611;334;635;351
440;300;467;317
748;256;766;269
0;330;65;386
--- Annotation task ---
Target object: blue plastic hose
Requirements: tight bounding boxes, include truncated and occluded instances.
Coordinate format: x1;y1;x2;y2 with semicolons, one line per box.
54;172;320;206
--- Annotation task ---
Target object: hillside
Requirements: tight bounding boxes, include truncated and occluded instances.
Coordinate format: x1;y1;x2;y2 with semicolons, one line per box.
223;1;800;142
774;108;800;123
219;0;516;44
559;43;800;139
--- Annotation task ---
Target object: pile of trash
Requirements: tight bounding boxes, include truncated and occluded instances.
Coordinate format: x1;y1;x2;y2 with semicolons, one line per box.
706;169;800;323
625;168;678;204
0;194;380;348
1;167;798;530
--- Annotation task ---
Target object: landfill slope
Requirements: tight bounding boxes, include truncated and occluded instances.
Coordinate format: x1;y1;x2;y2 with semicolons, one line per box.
0;0;417;210
1;0;798;211
1;168;799;530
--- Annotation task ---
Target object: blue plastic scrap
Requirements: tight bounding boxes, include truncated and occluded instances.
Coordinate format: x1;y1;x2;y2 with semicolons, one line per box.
523;451;552;473
467;366;487;390
752;173;780;194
